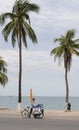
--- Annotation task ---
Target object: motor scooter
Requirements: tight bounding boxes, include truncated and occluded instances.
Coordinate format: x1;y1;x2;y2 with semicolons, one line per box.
21;104;44;119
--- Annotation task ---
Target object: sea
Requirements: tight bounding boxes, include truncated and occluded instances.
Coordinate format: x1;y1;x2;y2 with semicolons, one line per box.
0;96;79;111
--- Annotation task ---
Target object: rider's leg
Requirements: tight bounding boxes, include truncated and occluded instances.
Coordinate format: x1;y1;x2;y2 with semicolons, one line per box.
29;108;33;118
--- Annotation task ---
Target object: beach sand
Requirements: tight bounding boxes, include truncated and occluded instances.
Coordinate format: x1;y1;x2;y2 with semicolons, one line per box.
45;110;79;118
0;109;79;118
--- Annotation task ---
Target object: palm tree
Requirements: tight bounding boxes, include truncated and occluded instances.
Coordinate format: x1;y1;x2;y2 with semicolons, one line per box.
0;57;8;86
50;29;79;111
0;0;40;110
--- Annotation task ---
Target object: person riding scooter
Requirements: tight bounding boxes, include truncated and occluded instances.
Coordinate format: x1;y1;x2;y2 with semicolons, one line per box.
29;97;35;117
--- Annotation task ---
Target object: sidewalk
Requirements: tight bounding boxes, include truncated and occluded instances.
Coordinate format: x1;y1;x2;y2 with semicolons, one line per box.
0;109;79;118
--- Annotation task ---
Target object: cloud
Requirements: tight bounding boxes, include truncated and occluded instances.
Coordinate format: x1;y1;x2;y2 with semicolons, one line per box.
0;49;79;96
0;0;79;96
0;0;15;13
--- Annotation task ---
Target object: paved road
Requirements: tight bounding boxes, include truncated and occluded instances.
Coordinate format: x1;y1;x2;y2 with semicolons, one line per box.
0;114;79;130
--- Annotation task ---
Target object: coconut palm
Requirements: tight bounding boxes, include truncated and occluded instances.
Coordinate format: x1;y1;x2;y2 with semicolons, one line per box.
0;0;40;110
0;57;8;86
50;29;79;111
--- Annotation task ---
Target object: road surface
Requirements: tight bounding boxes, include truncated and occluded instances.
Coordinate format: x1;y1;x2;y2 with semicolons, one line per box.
0;114;79;130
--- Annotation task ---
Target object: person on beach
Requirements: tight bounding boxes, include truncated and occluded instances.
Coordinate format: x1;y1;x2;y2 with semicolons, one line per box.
68;103;71;111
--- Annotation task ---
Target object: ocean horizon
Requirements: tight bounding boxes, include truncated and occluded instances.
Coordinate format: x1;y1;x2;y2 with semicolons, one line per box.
0;96;79;111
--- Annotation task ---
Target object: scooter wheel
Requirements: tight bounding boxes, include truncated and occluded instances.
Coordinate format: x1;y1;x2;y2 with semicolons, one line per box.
33;110;44;119
21;109;28;118
39;113;44;119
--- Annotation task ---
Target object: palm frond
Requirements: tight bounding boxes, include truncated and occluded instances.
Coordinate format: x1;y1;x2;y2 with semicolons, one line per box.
0;13;15;25
23;13;31;24
22;1;40;13
21;25;27;48
0;73;8;87
72;43;79;49
66;29;75;43
0;57;7;73
11;28;17;48
50;46;63;65
2;21;14;41
0;57;8;87
54;36;66;45
67;46;79;56
13;0;40;14
23;21;37;43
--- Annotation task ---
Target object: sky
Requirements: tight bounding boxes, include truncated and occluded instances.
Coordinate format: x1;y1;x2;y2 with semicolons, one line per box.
0;0;79;97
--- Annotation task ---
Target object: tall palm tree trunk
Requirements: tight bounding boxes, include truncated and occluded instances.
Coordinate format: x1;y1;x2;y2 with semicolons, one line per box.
65;67;69;111
17;31;22;111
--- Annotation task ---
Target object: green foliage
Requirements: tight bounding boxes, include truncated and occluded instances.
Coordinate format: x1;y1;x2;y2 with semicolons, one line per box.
0;0;40;48
0;57;8;87
51;29;79;72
